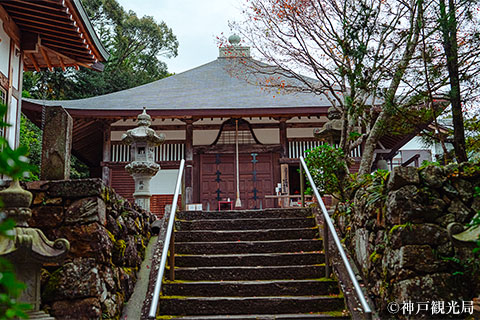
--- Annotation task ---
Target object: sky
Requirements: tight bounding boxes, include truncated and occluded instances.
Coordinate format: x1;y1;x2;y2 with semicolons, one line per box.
116;0;245;74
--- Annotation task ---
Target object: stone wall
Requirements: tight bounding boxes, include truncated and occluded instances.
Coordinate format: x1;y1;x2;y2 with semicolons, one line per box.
335;163;480;319
24;179;156;320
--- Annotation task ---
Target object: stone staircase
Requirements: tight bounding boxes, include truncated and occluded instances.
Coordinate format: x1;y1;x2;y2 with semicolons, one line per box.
157;208;349;319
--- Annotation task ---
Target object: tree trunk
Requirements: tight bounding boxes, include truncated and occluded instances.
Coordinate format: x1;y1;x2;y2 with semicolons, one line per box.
439;0;468;163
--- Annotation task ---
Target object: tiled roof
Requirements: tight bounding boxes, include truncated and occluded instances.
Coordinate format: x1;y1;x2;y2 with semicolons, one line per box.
25;58;331;111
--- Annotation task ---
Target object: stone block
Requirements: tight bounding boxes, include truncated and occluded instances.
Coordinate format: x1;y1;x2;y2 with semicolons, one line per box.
50;297;101;320
447;199;474;223
46;179;105;199
42;258;104;302
452;179;474;202
389;223;449;249
28;205;64;229
65;197;106;225
386;185;427;225
391;273;470;305
353;228;369;270
40;106;73;180
53;223;113;263
387;166;420;191
420;165;446;188
397;245;441;273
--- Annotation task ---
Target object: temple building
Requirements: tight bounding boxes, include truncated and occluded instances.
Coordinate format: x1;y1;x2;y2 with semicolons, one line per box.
22;37;421;215
0;0;108;181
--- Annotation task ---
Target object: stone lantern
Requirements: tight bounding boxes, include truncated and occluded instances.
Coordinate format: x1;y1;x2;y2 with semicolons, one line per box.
313;106;343;145
121;108;165;211
0;180;70;319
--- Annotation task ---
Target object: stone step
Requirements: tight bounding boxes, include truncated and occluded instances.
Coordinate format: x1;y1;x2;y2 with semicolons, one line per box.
175;217;316;231
174;228;319;242
157;296;345;316
174;252;325;267
156;313;349;320
177;208;313;220
169;265;325;281
162;279;339;297
175;239;322;254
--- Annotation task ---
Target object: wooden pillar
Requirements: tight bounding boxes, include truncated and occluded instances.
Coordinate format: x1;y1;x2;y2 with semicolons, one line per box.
184;119;194;204
279;117;288;158
279;118;289;207
102;123;111;185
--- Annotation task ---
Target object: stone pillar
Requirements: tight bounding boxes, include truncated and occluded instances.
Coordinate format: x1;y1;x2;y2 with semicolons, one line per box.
184;120;194;204
102;124;112;185
40;106;73;180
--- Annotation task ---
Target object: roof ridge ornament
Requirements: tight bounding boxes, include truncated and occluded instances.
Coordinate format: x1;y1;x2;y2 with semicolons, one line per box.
219;34;250;58
228;34;241;46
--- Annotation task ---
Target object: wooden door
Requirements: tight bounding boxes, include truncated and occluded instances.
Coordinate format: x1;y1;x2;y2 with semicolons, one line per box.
199;153;276;210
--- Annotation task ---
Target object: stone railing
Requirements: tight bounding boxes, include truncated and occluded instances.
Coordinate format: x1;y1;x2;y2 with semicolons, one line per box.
24;179;156;319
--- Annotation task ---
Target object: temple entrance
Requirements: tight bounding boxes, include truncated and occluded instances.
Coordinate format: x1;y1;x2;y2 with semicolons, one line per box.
199;153;276;210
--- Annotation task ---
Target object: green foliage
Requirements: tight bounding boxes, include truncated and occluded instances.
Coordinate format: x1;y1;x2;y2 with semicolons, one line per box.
304;144;349;201
0;106;36;181
23;0;178;100
465;115;480;161
19;115;41;181
0;105;33;318
364;170;390;208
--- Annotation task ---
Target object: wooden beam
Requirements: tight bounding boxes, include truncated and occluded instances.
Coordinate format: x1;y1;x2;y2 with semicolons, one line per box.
21;32;40;53
28;53;40;72
10;15;78;33
1;2;70;20
58;55;66;71
0;4;21;46
5;0;64;13
17;25;80;42
6;8;75;27
14;21;80;40
39;46;53;71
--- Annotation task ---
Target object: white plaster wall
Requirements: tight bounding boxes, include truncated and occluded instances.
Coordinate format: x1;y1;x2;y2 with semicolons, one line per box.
287;127;316;138
7;96;17;147
12;45;19;90
253;128;279;144
150;169;180;194
0;21;10;77
194;130;217;145
111;130;185;141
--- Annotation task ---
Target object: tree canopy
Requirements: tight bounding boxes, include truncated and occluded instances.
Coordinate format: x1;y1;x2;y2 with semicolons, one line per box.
23;0;179;100
230;0;480;172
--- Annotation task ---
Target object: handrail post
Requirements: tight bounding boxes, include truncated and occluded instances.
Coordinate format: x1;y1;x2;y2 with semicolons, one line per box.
168;232;175;281
323;215;330;278
181;169;186;211
299;161;305;207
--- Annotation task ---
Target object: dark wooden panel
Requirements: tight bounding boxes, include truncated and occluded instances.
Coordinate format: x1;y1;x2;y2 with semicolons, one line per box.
110;167;134;202
199;153;276;210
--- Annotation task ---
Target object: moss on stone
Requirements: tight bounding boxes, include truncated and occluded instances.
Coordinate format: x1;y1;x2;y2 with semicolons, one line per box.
114;239;127;257
389;222;412;235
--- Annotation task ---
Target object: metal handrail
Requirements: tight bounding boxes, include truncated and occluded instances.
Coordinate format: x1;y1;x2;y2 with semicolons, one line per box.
148;159;185;318
299;156;372;319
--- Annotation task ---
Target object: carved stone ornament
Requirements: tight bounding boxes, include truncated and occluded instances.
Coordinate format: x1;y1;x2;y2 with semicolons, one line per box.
0;180;70;316
314;106;343;144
